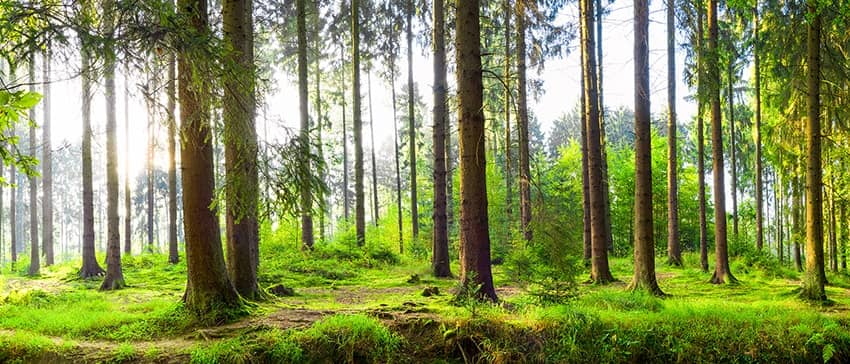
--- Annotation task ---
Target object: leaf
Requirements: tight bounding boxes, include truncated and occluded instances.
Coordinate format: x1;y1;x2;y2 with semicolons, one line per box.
823;344;835;363
13;92;42;110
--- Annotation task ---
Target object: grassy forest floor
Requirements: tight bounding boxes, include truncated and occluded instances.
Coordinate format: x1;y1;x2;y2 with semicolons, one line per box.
1;235;850;363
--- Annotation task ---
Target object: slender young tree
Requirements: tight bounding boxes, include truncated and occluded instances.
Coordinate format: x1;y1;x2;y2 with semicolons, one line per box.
431;0;451;278
728;59;738;237
179;0;241;316
581;0;614;283
167;50;179;264
367;71;379;225
314;10;327;242
581;66;591;264
800;0;826;301
390;62;403;253
124;61;132;255
708;0;735;284
456;0;497;301
665;0;681;266
297;0;314;249
340;46;350;221
753;2;764;251
353;0;366;246
147;82;155;253
630;0;663;295
42;43;53;266
101;0;125;290
596;0;613;254
503;0;513;224
223;0;259;298
406;0;419;240
516;0;532;241
27;56;39;277
696;2;708;272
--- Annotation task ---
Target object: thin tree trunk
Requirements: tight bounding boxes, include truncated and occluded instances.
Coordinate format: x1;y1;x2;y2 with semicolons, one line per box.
353;0;366;246
432;0;451;278
11;123;17;266
503;0;512;223
630;0;663;295
391;64;403;254
42;44;54;266
596;0;614;254
124;61;132;255
167;49;179;264
296;0;314;249
516;1;532;242
793;170;803;272
456;0;497;301
754;3;764;251
28;57;39;276
223;0;260;298
79;44;103;278
840;201;846;271
341;46;349;222
101;0;126;289
666;0;681;266
728;60;738;238
581;0;614;283
829;165;837;272
580;51;591;264
146;72;155;253
708;0;735;284
697;3;708;273
367;71;379;225
407;0;419;240
179;0;241;317
800;0;825;301
314;11;326;243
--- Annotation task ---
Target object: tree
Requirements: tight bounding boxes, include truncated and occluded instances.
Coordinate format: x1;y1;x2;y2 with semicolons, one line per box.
297;0;314;249
708;0;735;284
367;71;379;225
406;0;418;241
101;0;125;290
630;0;663;295
27;56;39;277
124;62;132;255
179;0;241;317
431;0;451;278
167;47;179;264
516;0;532;241
800;0;825;301
696;0;708;273
581;0;614;284
753;2;763;251
503;0;513;229
353;0;365;246
41;43;53;266
666;0;681;266
223;0;259;299
456;0;497;301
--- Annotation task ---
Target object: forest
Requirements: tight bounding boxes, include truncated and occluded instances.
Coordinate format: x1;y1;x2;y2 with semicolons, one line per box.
1;0;850;362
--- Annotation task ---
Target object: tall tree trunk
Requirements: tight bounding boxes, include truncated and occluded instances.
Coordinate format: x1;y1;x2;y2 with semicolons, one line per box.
596;0;614;254
630;0;662;295
296;0;314;249
666;0;681;266
10;105;16;266
516;1;532;242
353;0;366;246
367;71;379;225
407;0;419;241
42;44;53;266
391;65;403;253
28;57;39;276
503;0;512;225
79;43;104;278
801;0;825;301
708;0;735;284
728;61;738;237
829;162;837;272
223;0;260;299
581;0;614;283
179;0;241;317
101;0;126;289
840;201;846;271
124;61;132;255
146;74;155;253
340;47;349;222
456;0;497;301
754;3;764;251
793;170;803;272
696;3;708;273
167;50;179;264
580;61;591;264
314;10;326;242
432;0;451;278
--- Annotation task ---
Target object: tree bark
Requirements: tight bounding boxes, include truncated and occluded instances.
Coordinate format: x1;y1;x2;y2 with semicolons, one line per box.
124;61;132;255
708;0;735;284
180;0;241;317
696;2;708;273
296;0;314;249
42;44;54;266
666;0;681;266
407;0;419;241
223;0;260;299
516;0;532;242
340;47;349;222
456;0;497;301
146;73;155;253
432;0;451;278
353;0;366;246
829;166;837;272
728;60;738;238
596;0;613;255
101;0;126;289
503;0;513;226
28;57;39;276
367;71;379;225
800;0;825;301
580;50;591;265
754;3;764;251
79;43;103;278
581;0;614;283
167;49;179;264
793;169;803;272
630;0;663;295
